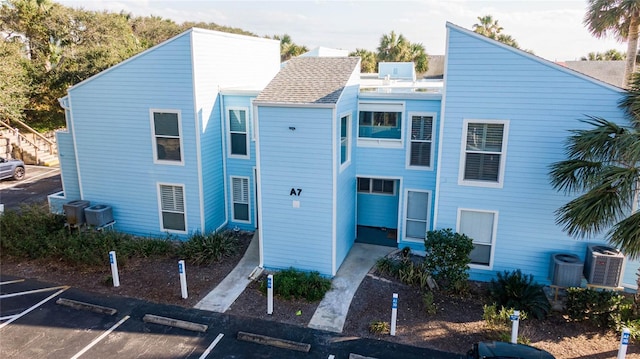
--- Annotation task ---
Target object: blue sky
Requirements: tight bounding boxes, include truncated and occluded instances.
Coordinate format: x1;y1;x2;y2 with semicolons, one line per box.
58;0;626;61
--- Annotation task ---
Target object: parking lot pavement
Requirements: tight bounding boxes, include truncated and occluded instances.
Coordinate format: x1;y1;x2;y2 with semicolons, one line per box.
0;275;462;359
0;165;61;211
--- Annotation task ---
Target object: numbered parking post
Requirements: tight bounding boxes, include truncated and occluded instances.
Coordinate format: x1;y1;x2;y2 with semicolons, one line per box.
178;260;188;299
618;327;630;359
390;293;398;336
510;310;520;344
267;274;274;315
109;251;120;287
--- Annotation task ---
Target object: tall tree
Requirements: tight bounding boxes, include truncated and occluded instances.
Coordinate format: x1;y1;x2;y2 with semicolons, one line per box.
376;31;429;73
272;34;308;62
0;39;30;124
472;15;522;50
549;74;640;297
129;15;183;49
585;0;640;87
472;15;503;38
350;48;376;73
581;49;626;60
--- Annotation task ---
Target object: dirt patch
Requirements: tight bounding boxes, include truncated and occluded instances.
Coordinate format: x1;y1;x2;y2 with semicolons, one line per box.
2;234;639;358
226;278;320;327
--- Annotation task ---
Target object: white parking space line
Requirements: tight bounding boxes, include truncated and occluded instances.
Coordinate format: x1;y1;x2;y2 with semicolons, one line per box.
0;287;68;329
23;166;59;182
0;279;25;285
0;285;68;299
0;314;19;321
198;333;224;359
328;355;335;359
70;315;131;359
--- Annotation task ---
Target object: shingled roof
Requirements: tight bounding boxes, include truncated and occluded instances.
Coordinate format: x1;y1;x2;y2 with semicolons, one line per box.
255;57;360;105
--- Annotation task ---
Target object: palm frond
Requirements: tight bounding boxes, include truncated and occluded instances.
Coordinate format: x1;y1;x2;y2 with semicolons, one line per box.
549;159;603;193
555;174;633;237
620;72;640;126
608;210;640;259
566;117;630;163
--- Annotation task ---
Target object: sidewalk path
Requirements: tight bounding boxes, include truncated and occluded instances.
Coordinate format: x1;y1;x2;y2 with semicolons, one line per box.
194;232;260;313
308;243;394;333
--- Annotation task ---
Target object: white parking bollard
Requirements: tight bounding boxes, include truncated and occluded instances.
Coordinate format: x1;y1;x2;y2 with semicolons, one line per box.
109;251;120;287
618;327;630;359
267;274;274;315
390;293;398;336
178;260;188;299
510;310;520;344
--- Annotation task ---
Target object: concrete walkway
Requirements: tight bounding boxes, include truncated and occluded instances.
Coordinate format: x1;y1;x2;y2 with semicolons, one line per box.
194;232;260;313
308;243;395;333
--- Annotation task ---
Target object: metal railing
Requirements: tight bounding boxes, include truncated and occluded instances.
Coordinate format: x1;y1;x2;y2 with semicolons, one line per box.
0;121;55;164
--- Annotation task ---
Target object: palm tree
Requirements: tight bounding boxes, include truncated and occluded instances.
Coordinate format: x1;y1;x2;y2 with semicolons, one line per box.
473;15;503;38
584;0;640;87
350;48;376;73
549;74;640;298
376;31;429;73
377;31;409;63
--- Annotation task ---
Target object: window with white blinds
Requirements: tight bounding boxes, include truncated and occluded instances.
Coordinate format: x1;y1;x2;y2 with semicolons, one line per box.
231;177;250;222
409;114;434;168
458;209;497;267
159;184;185;231
461;120;508;186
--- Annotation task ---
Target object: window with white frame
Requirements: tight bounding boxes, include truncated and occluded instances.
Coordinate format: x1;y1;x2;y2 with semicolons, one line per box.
340;114;351;165
358;103;404;145
152;111;182;163
232;177;250;222
357;177;395;195
409;114;434;168
458;209;497;267
159;184;185;231
461;121;507;185
229;108;248;157
405;190;430;241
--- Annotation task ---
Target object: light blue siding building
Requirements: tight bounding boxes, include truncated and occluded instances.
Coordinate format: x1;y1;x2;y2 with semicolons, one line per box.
50;24;637;287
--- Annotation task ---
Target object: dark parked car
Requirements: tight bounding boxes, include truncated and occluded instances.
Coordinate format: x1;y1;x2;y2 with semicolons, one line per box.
468;341;555;359
0;157;25;181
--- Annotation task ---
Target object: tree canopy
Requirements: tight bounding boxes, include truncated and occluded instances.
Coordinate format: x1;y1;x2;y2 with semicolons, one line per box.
549;73;640;258
584;0;640;86
472;15;520;49
1;1;436;130
581;49;626;60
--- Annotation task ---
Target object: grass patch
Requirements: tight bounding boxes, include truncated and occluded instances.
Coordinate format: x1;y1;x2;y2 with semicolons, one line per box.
260;268;332;302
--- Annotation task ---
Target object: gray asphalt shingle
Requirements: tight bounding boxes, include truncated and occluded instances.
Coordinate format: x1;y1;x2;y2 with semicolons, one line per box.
255;57;361;105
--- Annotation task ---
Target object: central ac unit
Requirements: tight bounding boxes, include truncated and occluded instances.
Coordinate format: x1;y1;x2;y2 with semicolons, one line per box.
584;245;624;287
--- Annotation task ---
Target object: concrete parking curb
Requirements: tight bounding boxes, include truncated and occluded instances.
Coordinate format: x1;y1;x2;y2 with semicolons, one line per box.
56;298;117;316
142;314;208;332
237;331;311;353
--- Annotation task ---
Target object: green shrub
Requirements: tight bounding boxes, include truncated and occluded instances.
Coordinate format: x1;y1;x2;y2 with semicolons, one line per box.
0;205;66;258
259;268;331;302
398;260;431;290
483;304;530;344
566;287;627;328
483;304;528;329
0;205;177;267
368;320;390;334
179;231;239;265
489;270;550;319
423;291;437;315
376;257;401;276
424;229;474;293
